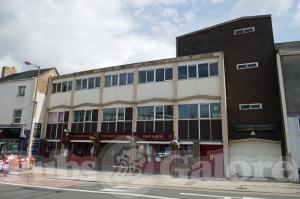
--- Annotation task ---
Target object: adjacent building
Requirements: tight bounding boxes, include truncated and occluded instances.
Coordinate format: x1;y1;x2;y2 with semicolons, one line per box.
176;15;285;178
0;66;58;156
276;41;300;181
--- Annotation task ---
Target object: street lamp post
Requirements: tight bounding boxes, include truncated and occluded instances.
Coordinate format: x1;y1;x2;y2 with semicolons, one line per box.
24;61;41;157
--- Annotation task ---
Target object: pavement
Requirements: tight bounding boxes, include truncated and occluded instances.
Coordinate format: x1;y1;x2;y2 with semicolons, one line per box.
1;166;300;198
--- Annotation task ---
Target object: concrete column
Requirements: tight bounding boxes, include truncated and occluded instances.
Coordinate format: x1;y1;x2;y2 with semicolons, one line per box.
132;68;138;133
97;73;105;132
67;76;76;131
172;63;179;139
219;52;230;179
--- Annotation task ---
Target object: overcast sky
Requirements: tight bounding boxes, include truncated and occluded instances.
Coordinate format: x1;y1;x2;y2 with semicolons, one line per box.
0;0;299;74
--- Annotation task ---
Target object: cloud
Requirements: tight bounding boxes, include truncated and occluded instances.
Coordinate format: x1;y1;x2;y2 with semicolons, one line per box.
294;3;300;25
0;0;176;74
124;0;187;8
209;0;225;4
230;0;294;17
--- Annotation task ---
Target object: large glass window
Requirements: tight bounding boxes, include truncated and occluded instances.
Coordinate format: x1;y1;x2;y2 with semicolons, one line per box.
46;111;69;140
105;75;111;87
95;77;101;88
71;110;98;134
138;70;146;83
12;109;22;124
189;104;198;119
165;68;173;80
210;103;221;118
117;108;125;121
188;65;197;78
198;63;209;78
112;74;119;86
62;81;68;92
75;80;81;90
156;68;164;82
127;73;134;84
88;77;95;89
179;105;189;119
155;106;164;119
178;66;187;80
52;84;57;93
138;106;154;120
119;73;127;86
200;104;210;118
103;108;117;121
209;63;219;76
164;105;173;119
82;79;87;89
147;70;154;82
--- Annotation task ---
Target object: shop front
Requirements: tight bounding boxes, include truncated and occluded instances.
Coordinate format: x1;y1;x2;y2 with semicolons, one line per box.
0;127;27;155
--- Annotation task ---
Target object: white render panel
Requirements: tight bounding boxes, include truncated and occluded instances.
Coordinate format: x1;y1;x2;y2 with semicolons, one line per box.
73;89;100;106
288;117;300;172
0;79;35;130
49;92;72;108
103;86;134;104
137;81;173;101
178;77;221;99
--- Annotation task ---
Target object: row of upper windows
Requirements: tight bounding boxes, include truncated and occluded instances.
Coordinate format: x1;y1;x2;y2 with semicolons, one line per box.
138;68;173;83
75;77;101;91
178;63;219;80
52;81;73;93
105;72;134;87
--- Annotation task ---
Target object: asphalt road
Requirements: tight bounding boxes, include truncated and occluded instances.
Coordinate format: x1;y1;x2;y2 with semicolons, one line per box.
0;182;300;199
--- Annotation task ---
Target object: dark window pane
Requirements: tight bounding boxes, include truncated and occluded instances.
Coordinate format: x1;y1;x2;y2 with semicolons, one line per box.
71;123;77;133
164;105;173;119
57;83;61;92
155;121;163;132
155;106;164;120
119;73;127;85
91;122;97;133
147;70;154;82
179;105;189;119
209;63;219;76
88;77;95;89
127;73;134;84
101;122;108;133
105;75;111;87
198;63;209;78
112;75;118;86
211;120;222;140
164;121;173;133
156;68;164;82
84;122;91;133
68;81;72;91
138;71;146;83
64;111;69;122
95;77;101;87
82;79;87;89
189;104;198;119
125;107;133;121
57;123;63;139
108;122;116;132
145;121;154;132
46;124;52;139
125;122;132;133
75;80;81;90
63;123;68;136
52;83;57;93
137;121;144;133
165;68;173;80
117;122;125;132
62;81;68;92
77;123;84;133
189;120;199;140
200;104;209;118
92;110;98;121
210;103;221;118
178;66;187;80
188;65;197;78
200;120;211;140
51;124;57;139
178;120;188;140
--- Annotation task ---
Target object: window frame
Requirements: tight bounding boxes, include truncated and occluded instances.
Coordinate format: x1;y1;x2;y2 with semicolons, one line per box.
17;86;26;96
236;62;259;70
239;103;263;110
12;109;22;124
187;65;197;79
234;27;255;35
165;67;173;81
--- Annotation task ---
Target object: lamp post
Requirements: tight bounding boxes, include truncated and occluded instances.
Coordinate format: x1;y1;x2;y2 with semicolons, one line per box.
24;61;41;157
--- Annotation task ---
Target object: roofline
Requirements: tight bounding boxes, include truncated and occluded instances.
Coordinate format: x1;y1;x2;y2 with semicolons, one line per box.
52;51;223;80
176;15;271;39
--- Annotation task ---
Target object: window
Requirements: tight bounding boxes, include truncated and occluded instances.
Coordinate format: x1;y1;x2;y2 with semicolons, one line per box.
155;106;164;119
178;66;187;80
239;103;263;110
72;110;98;133
57;83;62;92
200;104;210;118
138;106;154;120
209;63;219;76
188;65;197;78
156;68;164;82
76;80;81;90
52;83;57;93
46;111;69;139
298;118;300;129
88;77;95;89
119;73;127;86
95;77;101;88
82;79;87;89
102;107;133;133
117;108;125;121
112;75;119;86
67;81;73;91
234;27;255;35
198;63;209;78
17;86;26;96
147;70;154;82
139;71;146;83
210;103;221;118
62;81;68;92
237;62;258;70
13;109;22;124
127;73;134;84
103;108;117;121
105;75;112;87
179;104;198;119
165;68;173;80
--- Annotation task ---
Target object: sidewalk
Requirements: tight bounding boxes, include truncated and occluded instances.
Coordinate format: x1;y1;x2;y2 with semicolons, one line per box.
9;166;300;197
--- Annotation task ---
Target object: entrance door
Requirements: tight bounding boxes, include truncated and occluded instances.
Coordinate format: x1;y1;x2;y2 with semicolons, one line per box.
199;145;224;177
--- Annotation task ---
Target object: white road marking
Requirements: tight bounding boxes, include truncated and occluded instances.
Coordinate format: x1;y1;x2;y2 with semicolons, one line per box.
116;185;143;189
0;182;180;199
180;192;267;199
100;188;128;192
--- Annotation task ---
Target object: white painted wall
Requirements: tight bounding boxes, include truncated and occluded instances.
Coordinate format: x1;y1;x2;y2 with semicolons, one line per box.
288;117;300;176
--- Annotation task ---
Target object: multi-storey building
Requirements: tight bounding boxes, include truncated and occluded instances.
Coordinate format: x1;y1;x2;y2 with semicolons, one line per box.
42;53;229;177
176;15;285;178
0;66;58;156
276;41;300;181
